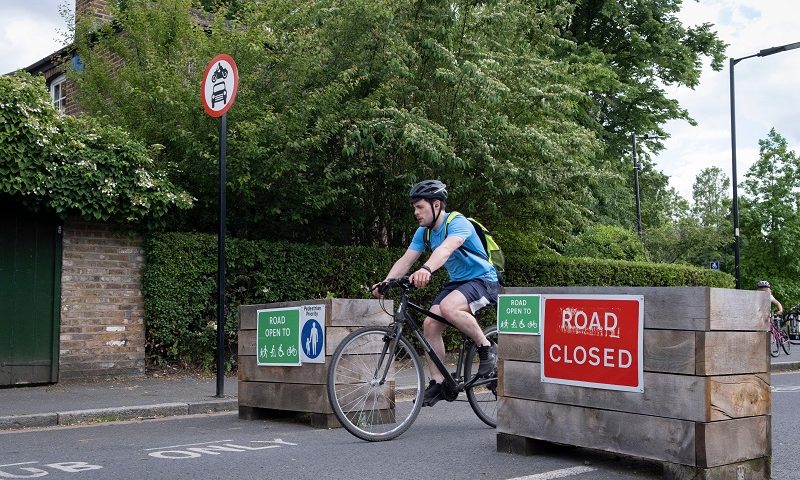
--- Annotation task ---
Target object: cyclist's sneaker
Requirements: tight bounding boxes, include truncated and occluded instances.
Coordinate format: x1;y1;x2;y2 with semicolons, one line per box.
476;341;497;378
421;380;444;407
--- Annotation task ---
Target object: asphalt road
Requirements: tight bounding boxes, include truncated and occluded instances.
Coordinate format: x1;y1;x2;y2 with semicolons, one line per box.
0;400;663;480
5;373;800;480
771;370;800;479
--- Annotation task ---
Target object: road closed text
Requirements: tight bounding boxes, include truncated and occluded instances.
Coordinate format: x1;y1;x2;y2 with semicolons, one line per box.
541;295;643;393
548;344;632;368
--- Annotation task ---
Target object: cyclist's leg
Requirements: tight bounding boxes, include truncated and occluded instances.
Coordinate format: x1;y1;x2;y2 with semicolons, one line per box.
441;279;501;378
423;282;474;384
438;290;489;347
422;305;448;384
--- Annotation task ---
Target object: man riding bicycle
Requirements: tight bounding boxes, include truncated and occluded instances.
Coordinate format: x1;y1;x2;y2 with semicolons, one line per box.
372;179;500;407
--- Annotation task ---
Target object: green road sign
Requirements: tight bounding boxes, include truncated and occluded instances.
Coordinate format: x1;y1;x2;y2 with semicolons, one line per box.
497;294;541;335
257;307;301;366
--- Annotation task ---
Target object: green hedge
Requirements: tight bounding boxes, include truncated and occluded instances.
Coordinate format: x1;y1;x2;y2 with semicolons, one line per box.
143;232;734;370
507;255;733;288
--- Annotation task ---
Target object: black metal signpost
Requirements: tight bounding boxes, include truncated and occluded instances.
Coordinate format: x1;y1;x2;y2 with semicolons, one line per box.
201;54;239;397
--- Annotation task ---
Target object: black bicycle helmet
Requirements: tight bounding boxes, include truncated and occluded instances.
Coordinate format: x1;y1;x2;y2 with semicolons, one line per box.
409;180;448;201
757;280;771;288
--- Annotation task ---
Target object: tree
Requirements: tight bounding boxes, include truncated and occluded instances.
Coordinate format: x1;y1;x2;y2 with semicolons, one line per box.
563;224;646;261
739;129;800;306
559;0;727;230
692;166;730;229
72;0;608;248
642;167;731;267
687;166;732;269
70;0;727;250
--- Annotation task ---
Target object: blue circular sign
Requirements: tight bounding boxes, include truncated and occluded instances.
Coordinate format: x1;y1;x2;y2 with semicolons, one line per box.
301;319;323;359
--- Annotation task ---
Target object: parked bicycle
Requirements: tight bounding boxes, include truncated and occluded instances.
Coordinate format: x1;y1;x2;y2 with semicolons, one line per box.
326;277;497;442
770;313;791;357
784;306;800;345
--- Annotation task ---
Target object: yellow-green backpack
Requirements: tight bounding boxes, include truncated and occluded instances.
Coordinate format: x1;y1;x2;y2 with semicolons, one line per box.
424;211;505;284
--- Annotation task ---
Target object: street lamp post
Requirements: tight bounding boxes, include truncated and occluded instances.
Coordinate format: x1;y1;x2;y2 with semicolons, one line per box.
631;133;662;239
729;41;800;289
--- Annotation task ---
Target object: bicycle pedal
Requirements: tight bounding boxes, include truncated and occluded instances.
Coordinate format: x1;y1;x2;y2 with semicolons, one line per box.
443;385;459;402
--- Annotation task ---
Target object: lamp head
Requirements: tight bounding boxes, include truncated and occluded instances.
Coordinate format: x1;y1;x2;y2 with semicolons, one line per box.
758;41;800;57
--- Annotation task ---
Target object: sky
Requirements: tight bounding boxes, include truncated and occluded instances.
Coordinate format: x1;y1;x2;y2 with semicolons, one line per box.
1;0;799;203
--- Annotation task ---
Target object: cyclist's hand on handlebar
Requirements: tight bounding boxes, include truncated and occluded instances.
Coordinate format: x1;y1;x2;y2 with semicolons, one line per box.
370;277;413;297
409;267;431;288
370;281;387;299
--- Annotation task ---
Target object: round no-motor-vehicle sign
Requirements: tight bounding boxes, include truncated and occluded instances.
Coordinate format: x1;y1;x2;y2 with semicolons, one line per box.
201;53;238;117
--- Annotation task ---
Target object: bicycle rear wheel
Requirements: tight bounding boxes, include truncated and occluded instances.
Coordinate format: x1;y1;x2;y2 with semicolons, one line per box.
464;326;498;428
327;326;424;442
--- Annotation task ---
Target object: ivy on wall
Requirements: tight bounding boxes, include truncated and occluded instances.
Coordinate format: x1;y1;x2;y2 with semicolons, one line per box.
0;73;192;225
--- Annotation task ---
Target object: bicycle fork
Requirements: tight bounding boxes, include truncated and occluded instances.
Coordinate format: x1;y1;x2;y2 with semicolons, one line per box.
372;323;405;386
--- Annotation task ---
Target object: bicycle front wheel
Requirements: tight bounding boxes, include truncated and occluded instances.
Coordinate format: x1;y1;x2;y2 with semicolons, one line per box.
464;325;498;428
781;327;792;355
327;326;425;442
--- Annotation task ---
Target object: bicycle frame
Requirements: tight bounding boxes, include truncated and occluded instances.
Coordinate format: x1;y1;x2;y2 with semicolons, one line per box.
385;285;494;394
769;313;791;355
771;315;784;336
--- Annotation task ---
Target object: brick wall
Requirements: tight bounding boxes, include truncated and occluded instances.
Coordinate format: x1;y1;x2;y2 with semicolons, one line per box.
76;0;114;24
59;220;146;379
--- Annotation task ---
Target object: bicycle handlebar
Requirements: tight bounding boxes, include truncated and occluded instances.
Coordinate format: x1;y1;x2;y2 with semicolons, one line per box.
374;276;413;295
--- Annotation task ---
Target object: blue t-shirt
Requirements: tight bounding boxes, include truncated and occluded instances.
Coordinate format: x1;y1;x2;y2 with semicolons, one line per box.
409;213;498;283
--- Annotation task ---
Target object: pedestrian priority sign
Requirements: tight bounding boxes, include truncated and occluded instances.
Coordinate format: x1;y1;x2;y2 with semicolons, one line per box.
300;304;326;364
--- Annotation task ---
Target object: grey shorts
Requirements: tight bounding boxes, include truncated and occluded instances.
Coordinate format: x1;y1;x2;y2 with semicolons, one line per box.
432;278;500;314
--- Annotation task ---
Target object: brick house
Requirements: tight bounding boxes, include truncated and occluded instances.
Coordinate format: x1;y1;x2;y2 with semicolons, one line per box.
1;0;146;385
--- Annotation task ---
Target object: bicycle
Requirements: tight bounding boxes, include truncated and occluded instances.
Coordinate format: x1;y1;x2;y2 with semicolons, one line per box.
326;277;498;442
785;306;800;345
770;313;791;357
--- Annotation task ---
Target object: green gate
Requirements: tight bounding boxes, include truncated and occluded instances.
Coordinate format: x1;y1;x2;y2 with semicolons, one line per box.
0;199;62;385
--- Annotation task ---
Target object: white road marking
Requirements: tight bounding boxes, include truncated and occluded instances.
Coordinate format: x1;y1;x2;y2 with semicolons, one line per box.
0;462;37;468
771;385;800;392
506;466;597;479
143;440;233;451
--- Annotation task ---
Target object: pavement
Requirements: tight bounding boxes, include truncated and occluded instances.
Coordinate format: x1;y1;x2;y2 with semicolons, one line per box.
770;339;800;372
0;372;238;431
1;349;799;432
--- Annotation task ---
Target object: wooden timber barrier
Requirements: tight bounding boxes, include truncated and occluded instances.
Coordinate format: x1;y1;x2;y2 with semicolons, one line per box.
497;287;771;480
237;298;392;428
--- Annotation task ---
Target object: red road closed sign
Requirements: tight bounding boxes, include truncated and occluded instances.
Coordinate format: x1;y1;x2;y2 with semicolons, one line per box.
541;295;644;393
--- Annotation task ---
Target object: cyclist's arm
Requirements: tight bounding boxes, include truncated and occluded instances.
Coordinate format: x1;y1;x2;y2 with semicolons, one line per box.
773;297;784;314
408;236;463;288
372;248;422;297
384;248;422;280
424;235;464;272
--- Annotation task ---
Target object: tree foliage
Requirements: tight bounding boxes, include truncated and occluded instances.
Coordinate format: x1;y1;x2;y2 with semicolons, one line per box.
739;129;800;306
563;224;646;261
559;0;727;230
70;0;725;249
0;73;192;224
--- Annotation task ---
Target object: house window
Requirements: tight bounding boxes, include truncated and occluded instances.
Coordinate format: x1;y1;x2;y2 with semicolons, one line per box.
50;75;67;113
